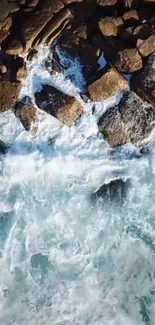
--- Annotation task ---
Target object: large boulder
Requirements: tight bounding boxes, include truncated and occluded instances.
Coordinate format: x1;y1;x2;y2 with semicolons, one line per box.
98;91;155;147
91;178;131;204
35;85;83;126
87;66;129;102
114;48;142;73
0;78;21;112
131;53;155;106
14;97;37;131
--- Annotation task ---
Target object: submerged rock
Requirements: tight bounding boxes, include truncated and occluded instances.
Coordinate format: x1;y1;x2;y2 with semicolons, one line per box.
0;139;7;154
98;91;155;147
91;178;131;204
35;84;83;126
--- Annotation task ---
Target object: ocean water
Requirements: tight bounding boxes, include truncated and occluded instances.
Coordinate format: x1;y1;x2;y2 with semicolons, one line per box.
0;47;155;325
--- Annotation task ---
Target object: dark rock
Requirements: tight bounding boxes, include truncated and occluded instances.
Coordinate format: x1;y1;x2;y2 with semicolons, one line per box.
98;91;155;147
114;48;142;73
91;178;131;204
0;139;7;154
133;24;151;40
87;66;129;102
27;48;38;61
131;53;155;106
35;84;83;126
14;97;37;131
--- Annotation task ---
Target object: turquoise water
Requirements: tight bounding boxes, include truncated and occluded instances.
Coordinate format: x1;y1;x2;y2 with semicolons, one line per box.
0;47;155;325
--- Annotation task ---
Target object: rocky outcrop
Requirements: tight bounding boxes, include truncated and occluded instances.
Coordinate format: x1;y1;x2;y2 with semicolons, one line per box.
98;91;155;147
35;85;83;126
87;66;129;102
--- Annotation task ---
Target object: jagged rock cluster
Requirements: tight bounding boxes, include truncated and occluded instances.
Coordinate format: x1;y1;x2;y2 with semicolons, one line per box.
1;0;155;152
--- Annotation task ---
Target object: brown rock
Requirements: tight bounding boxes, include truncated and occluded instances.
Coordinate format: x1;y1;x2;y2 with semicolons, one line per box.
131;53;155;106
62;0;83;3
114;48;142;73
5;38;23;56
97;0;118;5
0;64;7;74
0;0;19;21
87;66;129;102
17;66;27;80
37;8;72;45
99;17;124;37
122;10;139;27
98;91;155;147
19;0;65;52
35;85;83;126
137;34;155;57
14;97;37;131
0;78;21;112
73;25;88;40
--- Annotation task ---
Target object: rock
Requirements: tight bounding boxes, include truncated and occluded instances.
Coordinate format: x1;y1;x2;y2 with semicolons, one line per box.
14;97;37;131
91;178;130;204
0;0;19;22
102;38;124;62
0;64;7;74
58;36;99;79
133;24;151;40
121;0;140;8
16;65;27;80
4;38;23;56
0;78;21;112
19;0;67;53
87;66;129;102
131;53;155;106
37;8;72;46
0;139;7;154
97;0;118;6
35;85;83;126
122;10;139;27
99;17;124;37
114;48;142;73
137;34;155;57
98;91;155;147
27;49;38;61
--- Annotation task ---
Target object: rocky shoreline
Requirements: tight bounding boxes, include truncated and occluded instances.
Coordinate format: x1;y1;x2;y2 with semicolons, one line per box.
1;0;155;152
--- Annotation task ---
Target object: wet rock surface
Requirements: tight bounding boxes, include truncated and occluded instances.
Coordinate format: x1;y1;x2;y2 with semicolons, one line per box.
98;91;155;147
35;84;83;126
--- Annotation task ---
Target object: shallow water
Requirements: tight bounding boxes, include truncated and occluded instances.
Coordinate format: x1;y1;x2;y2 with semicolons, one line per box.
0;47;155;325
